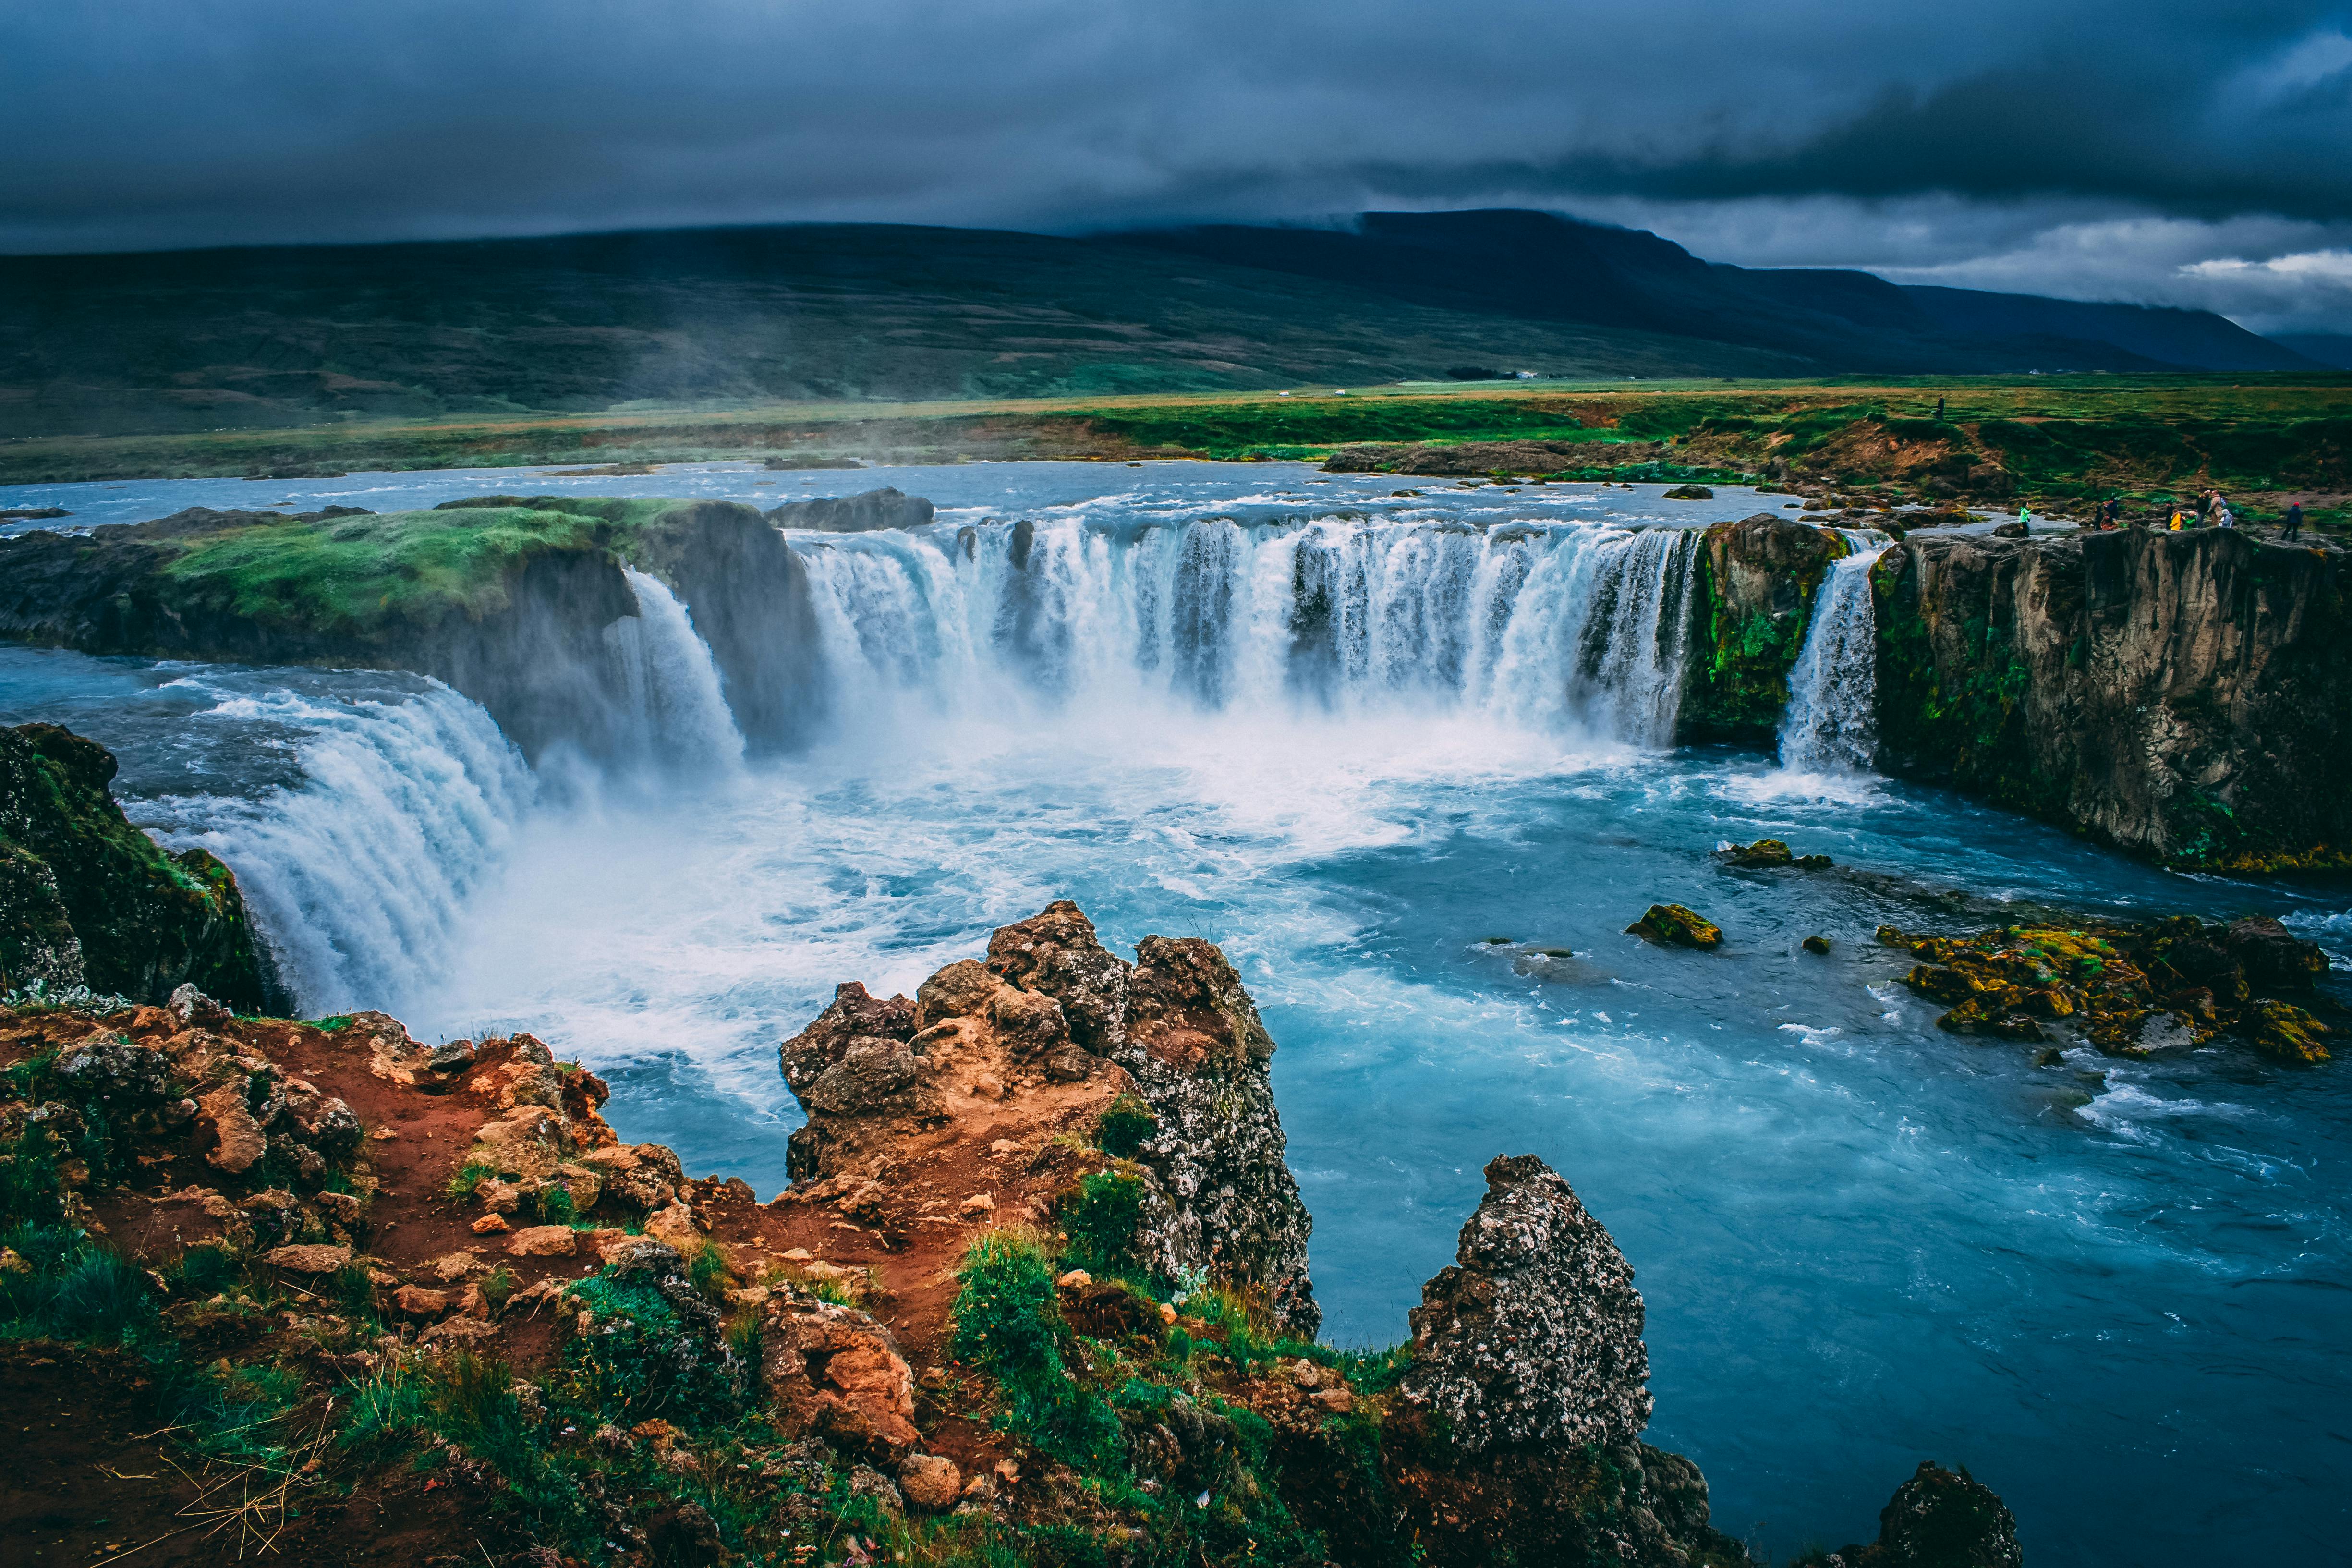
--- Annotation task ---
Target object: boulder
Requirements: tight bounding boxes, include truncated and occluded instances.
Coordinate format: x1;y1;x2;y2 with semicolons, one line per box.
394;1285;450;1318
263;1243;352;1274
897;1454;963;1512
1661;484;1714;499
1625;904;1722;948
764;487;935;533
58;1038;171;1104
2241;999;2332;1065
1720;838;1794;867
2220;916;2329;992
507;1225;578;1258
761;1292;921;1458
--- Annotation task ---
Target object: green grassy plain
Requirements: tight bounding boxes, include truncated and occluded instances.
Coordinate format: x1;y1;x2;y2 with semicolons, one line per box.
5;374;2348;524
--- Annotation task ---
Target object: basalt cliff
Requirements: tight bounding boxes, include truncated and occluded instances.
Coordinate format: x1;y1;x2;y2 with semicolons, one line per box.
1872;525;2351;869
1689;513;2351;870
0;492;905;758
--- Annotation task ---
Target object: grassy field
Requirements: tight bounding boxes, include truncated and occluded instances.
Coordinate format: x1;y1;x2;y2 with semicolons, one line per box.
5;374;2349;523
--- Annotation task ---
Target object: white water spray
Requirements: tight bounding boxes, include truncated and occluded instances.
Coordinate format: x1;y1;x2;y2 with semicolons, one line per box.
1779;531;1890;774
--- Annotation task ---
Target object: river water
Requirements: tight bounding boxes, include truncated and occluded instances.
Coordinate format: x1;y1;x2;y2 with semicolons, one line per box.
2;460;2346;1562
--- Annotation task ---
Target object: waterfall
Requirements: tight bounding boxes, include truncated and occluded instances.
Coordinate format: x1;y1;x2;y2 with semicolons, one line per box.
790;515;1704;745
599;570;748;778
152;679;534;1015
1779;532;1891;773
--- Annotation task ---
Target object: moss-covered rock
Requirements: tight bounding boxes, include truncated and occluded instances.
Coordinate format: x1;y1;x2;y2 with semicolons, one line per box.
1626;904;1723;948
1880;914;2336;1064
1680;514;1849;742
0;723;267;1008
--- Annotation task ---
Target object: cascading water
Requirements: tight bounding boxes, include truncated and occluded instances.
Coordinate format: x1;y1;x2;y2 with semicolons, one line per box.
599;570;748;778
164;682;534;1012
793;514;1704;744
1778;531;1891;773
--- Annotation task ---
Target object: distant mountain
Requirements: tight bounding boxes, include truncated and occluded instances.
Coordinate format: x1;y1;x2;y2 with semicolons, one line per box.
1115;210;2314;375
0;212;2329;441
2271;333;2352;370
0;224;1808;438
1900;287;2316;373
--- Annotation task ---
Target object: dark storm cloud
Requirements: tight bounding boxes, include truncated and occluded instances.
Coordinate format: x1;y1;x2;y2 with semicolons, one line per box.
5;1;2352;324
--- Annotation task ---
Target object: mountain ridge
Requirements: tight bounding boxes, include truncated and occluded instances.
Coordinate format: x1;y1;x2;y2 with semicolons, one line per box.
0;210;2321;440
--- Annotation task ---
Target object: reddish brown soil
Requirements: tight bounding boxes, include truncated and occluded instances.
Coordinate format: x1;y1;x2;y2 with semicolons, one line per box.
2;995;1140;1521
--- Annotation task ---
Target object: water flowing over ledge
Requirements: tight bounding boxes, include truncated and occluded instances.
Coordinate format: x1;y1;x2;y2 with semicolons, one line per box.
1779;530;1890;775
796;514;1704;747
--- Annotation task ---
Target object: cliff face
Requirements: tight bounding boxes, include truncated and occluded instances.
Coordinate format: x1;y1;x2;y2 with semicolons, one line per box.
0;722;269;1008
1874;528;2352;869
0;496;832;761
1681;513;1849;743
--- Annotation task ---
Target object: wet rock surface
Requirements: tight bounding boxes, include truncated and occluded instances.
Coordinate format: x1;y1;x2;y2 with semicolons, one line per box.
764;485;935;533
1628;902;1724;948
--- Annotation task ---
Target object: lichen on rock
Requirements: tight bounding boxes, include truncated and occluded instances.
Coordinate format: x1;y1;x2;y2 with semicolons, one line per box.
1403;1154;1653;1451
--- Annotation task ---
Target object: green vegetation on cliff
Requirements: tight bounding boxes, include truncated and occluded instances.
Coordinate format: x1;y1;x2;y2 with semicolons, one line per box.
0;723;267;1007
1680;517;1850;743
151;496;686;636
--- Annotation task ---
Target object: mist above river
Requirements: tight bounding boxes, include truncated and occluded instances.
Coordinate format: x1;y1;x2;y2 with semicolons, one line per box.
3;461;2346;1563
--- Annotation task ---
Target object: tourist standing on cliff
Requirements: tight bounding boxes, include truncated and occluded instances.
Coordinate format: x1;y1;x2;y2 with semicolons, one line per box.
2282;502;2304;541
2099;498;2121;529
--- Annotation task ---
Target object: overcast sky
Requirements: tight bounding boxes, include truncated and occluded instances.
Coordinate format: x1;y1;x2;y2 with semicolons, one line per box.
8;1;2352;331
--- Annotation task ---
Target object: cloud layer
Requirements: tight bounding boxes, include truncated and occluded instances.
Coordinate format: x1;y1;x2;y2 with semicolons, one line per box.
8;1;2351;328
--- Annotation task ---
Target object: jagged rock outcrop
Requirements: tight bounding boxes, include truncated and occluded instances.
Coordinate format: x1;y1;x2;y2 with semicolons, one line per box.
765;486;935;532
1682;513;1852;742
985;902;1319;1336
1402;1154;1653;1450
778;899;1320;1337
1822;1461;2024;1568
1388;1153;1747;1567
1874;528;2351;869
0;723;268;1008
